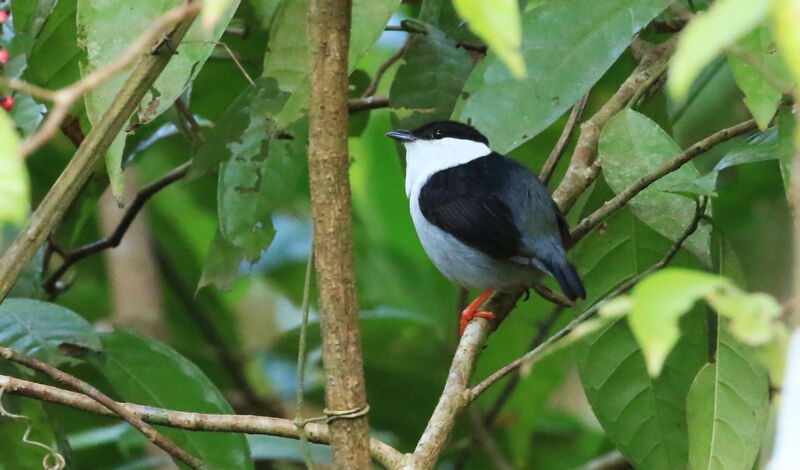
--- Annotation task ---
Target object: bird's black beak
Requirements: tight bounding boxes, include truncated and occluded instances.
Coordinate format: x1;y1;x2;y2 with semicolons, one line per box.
385;129;416;143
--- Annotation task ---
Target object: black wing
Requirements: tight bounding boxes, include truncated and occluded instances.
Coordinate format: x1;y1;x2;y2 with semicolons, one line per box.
418;153;524;259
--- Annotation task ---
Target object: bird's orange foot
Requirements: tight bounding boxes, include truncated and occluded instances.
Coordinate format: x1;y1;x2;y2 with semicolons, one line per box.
459;289;496;336
459;309;495;336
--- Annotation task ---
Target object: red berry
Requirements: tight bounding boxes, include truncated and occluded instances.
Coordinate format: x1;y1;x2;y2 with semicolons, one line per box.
0;49;8;64
1;96;13;111
0;11;7;24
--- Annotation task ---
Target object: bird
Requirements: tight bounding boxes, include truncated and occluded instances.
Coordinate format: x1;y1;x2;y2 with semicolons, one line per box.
385;120;585;335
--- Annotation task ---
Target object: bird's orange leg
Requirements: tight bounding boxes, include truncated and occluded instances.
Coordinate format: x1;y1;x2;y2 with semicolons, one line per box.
459;289;496;336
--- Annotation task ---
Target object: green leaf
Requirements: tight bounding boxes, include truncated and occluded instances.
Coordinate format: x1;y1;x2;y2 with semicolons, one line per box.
201;0;234;31
198;230;245;292
451;0;524;78
76;0;240;197
458;0;666;153
714;128;778;172
708;291;781;346
389;27;473;122
686;328;769;470
577;311;709;470
599;109;712;263
24;0;84;90
0;109;29;246
629;268;729;375
668;0;768;100
263;0;400;126
771;0;800;85
0;298;102;366
728;27;789;129
97;329;253;470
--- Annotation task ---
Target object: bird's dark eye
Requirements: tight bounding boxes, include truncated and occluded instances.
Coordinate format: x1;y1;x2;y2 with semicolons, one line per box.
433;129;444;139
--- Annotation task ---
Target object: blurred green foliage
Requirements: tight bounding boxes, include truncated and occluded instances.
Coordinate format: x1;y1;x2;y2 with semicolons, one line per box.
0;0;796;469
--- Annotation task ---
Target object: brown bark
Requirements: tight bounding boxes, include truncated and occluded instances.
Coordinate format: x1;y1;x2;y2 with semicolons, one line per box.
306;0;371;469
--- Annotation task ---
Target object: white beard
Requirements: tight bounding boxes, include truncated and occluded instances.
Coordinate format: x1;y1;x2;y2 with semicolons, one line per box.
402;137;491;197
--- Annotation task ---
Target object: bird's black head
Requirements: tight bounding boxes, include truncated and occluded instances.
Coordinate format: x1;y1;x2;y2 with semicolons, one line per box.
385;120;489;145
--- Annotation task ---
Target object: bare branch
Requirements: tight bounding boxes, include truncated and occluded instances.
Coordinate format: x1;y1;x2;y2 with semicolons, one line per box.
570;119;756;242
468;198;708;399
540;94;589;185
0;2;200;301
362;37;411;98
0;374;405;470
552;37;676;213
307;0;372;468
0;347;207;469
348;95;390;113
43;161;191;295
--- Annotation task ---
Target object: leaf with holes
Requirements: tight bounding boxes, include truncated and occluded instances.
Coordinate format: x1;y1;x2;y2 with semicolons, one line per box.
390;27;473;129
96;329;253;470
76;0;240;197
458;0;666;153
686;327;769;470
0;298;101;366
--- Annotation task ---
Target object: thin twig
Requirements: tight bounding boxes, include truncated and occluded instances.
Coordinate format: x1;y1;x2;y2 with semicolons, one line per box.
0;347;207;469
540;94;588;185
0;374;405;470
383;25;486;54
570;119;757;242
362;36;411;98
1;2;202;158
552;37;677;213
453;307;564;470
348;95;390;113
43;161;191;294
468;198;708;399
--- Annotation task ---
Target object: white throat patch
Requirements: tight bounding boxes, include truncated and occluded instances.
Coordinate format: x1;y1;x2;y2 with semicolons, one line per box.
403;137;491;197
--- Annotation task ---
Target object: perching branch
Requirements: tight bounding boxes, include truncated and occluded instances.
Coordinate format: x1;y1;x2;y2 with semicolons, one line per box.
43;161;191;295
468;197;708;399
0;347;207;469
384;24;487;54
570;119;757;241
0;374;405;470
306;0;372;468
552;37;676;213
0;2;202;159
397;37;680;470
0;2;199;301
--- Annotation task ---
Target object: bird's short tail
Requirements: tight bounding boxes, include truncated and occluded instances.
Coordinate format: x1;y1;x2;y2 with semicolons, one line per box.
537;254;586;301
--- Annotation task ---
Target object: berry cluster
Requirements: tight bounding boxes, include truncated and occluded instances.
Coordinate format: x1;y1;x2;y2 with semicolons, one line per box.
0;8;12;111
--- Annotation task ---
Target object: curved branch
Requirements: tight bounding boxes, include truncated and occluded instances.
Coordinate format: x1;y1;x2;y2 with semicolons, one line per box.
43;161;191;294
0;374;405;470
0;348;206;469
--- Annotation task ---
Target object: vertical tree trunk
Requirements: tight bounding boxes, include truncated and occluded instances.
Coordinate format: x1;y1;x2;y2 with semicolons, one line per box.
306;1;371;469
